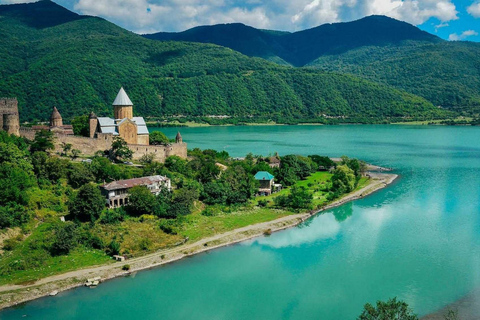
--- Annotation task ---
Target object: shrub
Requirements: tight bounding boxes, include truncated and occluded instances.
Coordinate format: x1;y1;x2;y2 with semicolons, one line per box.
122;264;130;271
107;240;121;256
201;206;221;216
98;208;126;224
159;220;177;235
258;199;269;207
2;234;23;251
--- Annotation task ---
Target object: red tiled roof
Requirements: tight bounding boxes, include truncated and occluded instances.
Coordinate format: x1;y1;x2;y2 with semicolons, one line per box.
101;175;169;191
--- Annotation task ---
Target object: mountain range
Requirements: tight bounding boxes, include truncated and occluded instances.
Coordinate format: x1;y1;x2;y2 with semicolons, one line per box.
0;0;477;123
145;16;480;111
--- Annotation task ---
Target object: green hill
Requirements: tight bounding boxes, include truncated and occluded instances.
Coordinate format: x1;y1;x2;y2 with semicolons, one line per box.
0;0;444;123
309;41;480;112
145;16;480;112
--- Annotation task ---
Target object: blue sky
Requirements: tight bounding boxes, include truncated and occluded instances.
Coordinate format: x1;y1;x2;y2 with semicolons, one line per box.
1;0;479;41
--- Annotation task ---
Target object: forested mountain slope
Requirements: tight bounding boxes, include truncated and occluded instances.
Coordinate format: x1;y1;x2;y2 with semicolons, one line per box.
145;15;480;112
309;41;480;110
0;1;442;123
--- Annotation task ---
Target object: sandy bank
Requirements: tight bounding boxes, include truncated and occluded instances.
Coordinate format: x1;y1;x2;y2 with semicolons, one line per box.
0;172;397;310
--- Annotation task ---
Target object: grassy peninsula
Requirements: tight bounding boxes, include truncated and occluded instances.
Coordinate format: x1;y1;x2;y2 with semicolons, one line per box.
0;130;392;299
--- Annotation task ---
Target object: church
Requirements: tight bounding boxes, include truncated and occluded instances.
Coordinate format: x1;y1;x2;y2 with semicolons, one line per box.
89;87;150;145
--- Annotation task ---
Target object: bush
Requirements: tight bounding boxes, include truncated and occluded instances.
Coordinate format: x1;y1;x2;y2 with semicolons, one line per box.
49;222;77;256
357;297;418;320
258;199;269;207
98;208;126;224
201;206;221;216
159;220;177;235
107;240;121;256
2;234;23;251
68;183;105;223
122;264;130;271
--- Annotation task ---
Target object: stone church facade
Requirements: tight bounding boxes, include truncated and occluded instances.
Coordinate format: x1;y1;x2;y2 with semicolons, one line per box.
89;88;150;145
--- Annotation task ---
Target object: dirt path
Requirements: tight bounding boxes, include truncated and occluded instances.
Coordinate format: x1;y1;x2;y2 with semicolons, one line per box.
0;172;397;310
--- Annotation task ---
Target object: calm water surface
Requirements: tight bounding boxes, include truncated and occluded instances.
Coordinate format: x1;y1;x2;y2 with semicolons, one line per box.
2;125;480;319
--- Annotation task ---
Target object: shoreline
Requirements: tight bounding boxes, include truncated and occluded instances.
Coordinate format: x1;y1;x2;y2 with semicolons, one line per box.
0;172;398;311
421;286;480;320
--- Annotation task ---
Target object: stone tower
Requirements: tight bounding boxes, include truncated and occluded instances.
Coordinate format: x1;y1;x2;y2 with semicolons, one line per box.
0;98;20;136
89;111;98;138
175;131;183;143
113;87;133;120
50;106;63;127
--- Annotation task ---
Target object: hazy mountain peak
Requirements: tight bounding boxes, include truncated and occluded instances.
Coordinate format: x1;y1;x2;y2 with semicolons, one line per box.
0;0;85;29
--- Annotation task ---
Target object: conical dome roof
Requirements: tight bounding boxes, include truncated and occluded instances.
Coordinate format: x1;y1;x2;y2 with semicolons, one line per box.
51;106;62;120
112;87;133;106
176;131;182;143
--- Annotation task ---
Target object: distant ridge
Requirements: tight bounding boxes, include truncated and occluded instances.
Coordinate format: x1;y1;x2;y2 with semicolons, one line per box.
0;0;85;29
144;15;442;67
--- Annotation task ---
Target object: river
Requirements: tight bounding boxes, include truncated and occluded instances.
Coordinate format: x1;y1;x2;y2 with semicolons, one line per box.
2;125;480;319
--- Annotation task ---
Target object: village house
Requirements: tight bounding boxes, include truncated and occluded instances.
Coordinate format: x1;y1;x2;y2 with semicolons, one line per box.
100;175;171;208
255;171;275;196
268;153;281;168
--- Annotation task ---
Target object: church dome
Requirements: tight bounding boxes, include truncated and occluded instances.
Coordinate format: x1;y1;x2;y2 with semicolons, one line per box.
113;87;133;106
51;106;62;120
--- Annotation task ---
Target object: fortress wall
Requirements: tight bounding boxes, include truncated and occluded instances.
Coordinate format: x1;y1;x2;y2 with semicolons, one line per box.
19;127;36;140
20;128;187;163
129;142;187;161
0;98;20;136
53;133;112;155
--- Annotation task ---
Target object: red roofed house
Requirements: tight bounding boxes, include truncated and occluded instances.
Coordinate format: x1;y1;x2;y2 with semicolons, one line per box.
100;175;171;208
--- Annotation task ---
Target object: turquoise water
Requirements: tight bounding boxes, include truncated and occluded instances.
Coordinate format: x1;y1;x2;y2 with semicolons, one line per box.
2;125;480;319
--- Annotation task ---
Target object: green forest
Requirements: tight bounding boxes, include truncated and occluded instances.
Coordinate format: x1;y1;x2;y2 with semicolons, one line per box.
0;129;366;285
0;1;448;124
310;41;480;112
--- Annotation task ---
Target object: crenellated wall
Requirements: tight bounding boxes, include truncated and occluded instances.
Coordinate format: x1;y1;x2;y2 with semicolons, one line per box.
19;128;187;162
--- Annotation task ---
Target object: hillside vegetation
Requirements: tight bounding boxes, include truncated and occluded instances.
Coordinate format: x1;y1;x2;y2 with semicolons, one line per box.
310;41;480;112
145;15;480;112
0;1;443;123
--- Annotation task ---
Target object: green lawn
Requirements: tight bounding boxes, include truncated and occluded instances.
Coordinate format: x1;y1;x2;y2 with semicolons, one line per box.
179;207;291;242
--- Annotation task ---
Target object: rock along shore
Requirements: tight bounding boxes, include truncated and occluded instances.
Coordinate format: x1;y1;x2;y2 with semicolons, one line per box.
0;172;398;310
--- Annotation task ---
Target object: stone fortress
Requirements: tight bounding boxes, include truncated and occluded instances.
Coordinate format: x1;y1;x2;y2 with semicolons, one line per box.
0;88;187;162
0;98;20;136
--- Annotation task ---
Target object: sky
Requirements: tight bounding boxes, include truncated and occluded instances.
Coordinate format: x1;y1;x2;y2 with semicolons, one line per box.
1;0;479;41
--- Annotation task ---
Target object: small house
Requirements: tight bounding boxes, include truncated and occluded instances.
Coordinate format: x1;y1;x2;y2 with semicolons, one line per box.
100;175;171;208
268;153;281;168
255;171;275;196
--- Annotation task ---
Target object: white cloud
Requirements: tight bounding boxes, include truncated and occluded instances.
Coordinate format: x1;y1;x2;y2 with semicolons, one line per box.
467;1;480;18
448;29;478;41
1;0;460;33
0;0;36;3
434;22;449;32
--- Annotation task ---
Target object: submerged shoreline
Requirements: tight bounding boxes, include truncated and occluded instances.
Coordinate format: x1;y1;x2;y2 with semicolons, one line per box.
0;172;397;311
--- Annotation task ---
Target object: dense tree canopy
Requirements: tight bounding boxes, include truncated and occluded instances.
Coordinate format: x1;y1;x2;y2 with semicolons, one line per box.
357;298;418;320
68;183;105;222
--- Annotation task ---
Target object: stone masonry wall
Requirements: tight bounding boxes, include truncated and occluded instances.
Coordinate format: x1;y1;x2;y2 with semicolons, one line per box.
0;98;20;136
19;128;187;162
